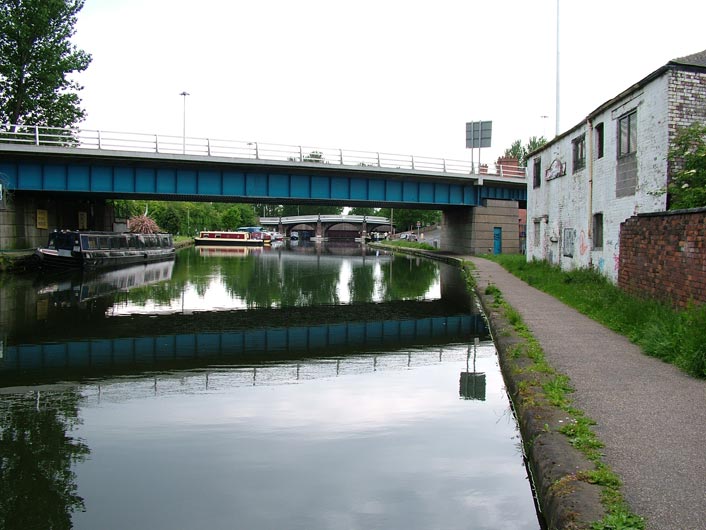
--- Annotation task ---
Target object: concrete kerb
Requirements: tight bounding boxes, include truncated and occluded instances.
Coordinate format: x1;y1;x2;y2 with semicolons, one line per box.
369;243;608;529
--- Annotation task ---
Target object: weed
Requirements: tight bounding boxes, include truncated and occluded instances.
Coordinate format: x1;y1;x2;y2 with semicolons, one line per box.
560;417;603;457
485;283;502;297
542;375;573;407
590;510;645;530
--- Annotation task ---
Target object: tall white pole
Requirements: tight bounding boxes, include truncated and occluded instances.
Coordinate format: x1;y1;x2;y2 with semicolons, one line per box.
180;91;190;154
555;0;560;137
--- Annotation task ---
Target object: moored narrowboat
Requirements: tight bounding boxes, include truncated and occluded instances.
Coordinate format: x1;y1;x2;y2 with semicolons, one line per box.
35;230;175;270
194;228;271;247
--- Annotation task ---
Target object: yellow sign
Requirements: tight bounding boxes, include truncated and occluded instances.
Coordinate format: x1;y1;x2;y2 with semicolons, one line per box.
36;299;49;321
36;209;48;229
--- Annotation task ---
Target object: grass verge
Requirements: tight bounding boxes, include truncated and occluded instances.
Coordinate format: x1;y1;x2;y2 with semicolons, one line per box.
484;254;706;379
382;239;437;251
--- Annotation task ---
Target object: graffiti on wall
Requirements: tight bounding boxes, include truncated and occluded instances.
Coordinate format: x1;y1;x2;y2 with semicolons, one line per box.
579;230;589;256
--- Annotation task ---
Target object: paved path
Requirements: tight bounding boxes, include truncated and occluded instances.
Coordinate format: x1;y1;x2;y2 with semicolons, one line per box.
467;257;706;530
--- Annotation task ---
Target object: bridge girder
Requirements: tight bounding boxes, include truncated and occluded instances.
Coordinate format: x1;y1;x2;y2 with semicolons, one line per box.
0;145;527;208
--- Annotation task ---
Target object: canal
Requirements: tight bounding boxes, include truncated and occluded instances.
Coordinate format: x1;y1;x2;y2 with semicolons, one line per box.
0;242;541;529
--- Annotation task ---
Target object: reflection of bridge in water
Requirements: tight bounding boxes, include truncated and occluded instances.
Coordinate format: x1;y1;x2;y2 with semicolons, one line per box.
71;341;495;405
199;243;395;262
1;299;488;386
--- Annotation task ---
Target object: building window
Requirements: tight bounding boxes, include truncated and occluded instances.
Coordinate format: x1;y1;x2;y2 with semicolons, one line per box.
592;213;603;250
533;158;541;188
618;110;637;157
616;110;638;196
595;123;604;159
533;221;540;246
562;228;576;257
572;134;586;172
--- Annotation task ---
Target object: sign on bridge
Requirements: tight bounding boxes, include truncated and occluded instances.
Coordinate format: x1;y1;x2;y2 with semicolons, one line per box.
465;121;492;148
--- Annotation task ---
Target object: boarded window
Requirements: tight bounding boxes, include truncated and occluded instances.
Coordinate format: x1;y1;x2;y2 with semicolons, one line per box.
562;228;576;257
533;221;540;246
592;213;604;250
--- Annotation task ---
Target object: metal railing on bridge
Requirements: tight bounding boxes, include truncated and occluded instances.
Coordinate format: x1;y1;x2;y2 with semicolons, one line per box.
259;215;390;225
0;124;527;179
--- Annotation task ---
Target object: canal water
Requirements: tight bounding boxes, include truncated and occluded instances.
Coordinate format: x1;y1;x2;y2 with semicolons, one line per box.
0;243;541;530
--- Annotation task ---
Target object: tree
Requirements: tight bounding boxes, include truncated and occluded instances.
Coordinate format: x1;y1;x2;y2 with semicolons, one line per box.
222;204;257;229
348;206;376;216
503;136;547;166
0;0;92;129
156;205;182;235
504;140;523;161
667;122;706;209
377;207;440;232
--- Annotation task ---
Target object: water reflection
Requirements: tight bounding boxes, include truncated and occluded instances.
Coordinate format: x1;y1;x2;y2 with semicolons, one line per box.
36;260;175;307
0;244;484;387
460;338;487;401
0;390;88;530
0;243;540;530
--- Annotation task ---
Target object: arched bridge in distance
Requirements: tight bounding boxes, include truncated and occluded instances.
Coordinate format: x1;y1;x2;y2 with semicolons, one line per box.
0;125;527;253
259;215;393;239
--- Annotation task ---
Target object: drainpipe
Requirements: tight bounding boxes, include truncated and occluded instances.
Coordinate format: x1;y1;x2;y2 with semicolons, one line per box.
587;118;594;267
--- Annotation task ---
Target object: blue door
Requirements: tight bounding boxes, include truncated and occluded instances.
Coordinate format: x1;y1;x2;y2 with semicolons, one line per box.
493;227;502;254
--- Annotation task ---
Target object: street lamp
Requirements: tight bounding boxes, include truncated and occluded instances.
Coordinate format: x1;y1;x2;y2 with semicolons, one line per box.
180;91;190;154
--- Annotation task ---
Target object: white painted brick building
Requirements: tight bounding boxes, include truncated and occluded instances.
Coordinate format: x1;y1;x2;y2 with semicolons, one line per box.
526;50;706;282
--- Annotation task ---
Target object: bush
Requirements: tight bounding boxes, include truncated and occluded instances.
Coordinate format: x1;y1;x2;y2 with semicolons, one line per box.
128;214;161;234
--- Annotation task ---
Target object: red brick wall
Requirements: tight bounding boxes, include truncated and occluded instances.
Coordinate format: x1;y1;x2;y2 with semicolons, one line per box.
619;209;706;308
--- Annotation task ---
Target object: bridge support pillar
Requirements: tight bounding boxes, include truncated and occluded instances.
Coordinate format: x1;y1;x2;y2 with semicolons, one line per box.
315;216;323;239
0;194;112;251
441;199;520;255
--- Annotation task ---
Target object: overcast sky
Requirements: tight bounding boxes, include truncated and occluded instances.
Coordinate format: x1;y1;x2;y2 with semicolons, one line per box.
72;0;706;166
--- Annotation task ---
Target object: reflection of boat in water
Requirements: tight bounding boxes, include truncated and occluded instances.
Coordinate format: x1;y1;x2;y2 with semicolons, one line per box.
194;228;272;247
197;245;264;257
37;260;175;305
197;240;286;257
35;230;175;270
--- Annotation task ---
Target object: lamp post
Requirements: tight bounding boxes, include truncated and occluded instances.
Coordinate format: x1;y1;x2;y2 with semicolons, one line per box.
180;91;190;154
555;0;560;137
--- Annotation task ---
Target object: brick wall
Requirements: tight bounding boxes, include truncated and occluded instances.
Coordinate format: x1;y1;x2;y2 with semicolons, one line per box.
619;208;706;308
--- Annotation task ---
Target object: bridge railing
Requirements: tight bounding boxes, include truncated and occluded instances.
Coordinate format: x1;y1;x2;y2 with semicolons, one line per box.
0;123;526;179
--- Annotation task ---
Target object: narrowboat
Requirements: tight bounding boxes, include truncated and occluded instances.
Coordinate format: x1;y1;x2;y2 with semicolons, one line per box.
194;228;271;247
35;230;175;270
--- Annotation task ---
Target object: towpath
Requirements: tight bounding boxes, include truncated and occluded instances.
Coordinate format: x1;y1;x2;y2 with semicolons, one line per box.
467;256;706;530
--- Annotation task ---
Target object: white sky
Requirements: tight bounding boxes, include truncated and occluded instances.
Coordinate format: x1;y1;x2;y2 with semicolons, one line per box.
72;0;706;165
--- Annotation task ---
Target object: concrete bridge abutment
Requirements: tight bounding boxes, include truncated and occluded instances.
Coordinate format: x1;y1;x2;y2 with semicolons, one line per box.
441;199;520;255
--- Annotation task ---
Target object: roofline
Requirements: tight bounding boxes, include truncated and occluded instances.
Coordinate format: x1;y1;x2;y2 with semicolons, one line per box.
526;59;706;160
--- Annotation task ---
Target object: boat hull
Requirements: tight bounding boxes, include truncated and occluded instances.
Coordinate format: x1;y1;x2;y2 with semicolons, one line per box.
35;231;175;271
193;237;264;247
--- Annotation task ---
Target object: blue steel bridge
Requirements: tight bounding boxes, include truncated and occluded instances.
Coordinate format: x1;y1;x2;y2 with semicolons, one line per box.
0;125;526;208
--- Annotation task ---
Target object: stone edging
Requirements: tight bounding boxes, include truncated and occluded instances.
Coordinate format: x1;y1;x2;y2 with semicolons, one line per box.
370;244;607;529
473;273;606;530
